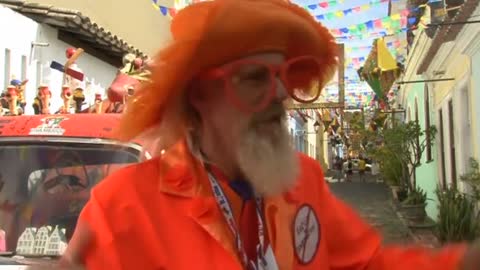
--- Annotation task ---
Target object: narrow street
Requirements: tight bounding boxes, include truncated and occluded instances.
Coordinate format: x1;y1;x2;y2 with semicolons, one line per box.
328;175;413;245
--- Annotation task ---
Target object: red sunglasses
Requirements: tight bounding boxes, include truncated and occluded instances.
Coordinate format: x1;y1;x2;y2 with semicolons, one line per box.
197;56;325;113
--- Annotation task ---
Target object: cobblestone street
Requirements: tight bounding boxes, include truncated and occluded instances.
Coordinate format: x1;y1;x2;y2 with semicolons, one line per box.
328;175;414;245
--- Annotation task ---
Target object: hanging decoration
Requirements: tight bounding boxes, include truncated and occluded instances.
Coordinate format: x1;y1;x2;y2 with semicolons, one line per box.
329;12;408;37
321;108;333;132
357;38;403;101
315;2;404;21
301;0;436;12
345;39;405;53
331;117;340;133
151;0;176;17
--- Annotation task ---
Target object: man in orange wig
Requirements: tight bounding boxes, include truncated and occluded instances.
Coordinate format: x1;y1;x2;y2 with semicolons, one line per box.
61;0;479;269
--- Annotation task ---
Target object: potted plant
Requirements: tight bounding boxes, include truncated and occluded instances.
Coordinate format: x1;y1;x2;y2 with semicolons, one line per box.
401;187;428;222
382;122;437;191
363;120;437;223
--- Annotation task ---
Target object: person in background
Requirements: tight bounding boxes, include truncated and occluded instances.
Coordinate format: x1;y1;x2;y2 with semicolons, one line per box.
345;157;353;182
333;156;344;182
358;157;367;182
59;1;479;269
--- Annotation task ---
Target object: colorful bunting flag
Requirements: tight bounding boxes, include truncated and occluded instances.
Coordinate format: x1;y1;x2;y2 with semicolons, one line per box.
329;12;408;38
314;0;391;21
151;0;176;17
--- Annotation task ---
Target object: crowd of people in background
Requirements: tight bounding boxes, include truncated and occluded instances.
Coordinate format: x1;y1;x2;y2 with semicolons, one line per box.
333;155;376;182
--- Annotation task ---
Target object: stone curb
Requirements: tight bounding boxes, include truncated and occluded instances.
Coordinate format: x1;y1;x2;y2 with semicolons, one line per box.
388;199;418;242
388;193;440;247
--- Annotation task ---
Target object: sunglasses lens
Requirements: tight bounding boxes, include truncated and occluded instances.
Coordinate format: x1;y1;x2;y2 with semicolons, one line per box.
229;63;273;111
285;57;323;103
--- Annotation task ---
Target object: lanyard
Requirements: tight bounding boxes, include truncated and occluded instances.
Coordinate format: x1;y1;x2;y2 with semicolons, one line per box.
207;172;271;269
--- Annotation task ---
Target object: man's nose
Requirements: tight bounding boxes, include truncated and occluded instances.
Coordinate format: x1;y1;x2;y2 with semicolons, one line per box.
274;78;288;101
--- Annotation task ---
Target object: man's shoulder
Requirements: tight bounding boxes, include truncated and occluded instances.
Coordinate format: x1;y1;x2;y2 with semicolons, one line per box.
292;153;328;201
296;152;325;179
92;158;160;201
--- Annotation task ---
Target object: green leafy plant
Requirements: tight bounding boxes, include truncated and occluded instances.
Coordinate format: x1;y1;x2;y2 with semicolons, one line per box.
364;121;436;192
436;187;480;243
402;187;427;205
460;158;480;201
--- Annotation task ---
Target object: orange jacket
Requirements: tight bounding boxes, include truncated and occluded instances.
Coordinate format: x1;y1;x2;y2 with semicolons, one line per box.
78;150;466;270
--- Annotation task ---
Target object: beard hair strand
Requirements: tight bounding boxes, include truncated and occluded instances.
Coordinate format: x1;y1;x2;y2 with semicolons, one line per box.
236;120;299;196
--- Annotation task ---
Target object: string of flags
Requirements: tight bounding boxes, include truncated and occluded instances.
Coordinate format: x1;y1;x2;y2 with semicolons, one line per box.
300;0;394;10
154;0;437;27
346;39;404;52
151;0;176;17
301;0;436;12
313;0;391;21
329;12;408;37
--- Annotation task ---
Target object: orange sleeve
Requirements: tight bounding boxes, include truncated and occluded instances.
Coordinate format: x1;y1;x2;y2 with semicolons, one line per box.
309;159;467;270
77;190;122;270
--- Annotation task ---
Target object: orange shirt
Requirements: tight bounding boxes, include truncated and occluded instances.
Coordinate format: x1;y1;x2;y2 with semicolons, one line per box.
77;144;467;270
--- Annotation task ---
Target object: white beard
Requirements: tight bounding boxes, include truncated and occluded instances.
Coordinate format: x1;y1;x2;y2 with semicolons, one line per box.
236;119;299;196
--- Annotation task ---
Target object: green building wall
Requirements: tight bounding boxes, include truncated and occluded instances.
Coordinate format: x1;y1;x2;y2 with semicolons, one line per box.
404;76;440;221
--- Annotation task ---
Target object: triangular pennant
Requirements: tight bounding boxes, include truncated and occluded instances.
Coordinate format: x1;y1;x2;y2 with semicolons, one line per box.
323;120;332;132
159;6;168;16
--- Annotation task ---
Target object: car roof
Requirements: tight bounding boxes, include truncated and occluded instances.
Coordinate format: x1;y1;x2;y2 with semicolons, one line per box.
0;114;122;139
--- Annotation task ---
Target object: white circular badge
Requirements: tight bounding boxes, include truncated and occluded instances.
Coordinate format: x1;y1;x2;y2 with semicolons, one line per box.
293;204;320;264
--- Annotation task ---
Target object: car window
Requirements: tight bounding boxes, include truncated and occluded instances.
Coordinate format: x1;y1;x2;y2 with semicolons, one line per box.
0;142;141;252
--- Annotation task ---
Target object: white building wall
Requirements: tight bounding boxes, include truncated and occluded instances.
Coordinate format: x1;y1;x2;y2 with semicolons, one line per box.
0;6;117;114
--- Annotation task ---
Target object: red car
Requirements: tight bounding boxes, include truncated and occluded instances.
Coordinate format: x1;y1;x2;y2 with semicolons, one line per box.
0;114;150;267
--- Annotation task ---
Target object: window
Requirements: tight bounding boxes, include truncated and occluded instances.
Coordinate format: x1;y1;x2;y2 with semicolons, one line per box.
439;109;447;189
448;100;457;189
0;142;140;251
4;49;11;89
21;55;27;81
424;85;432;161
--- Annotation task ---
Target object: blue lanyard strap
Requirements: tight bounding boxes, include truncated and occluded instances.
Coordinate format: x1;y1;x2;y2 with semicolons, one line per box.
207;172;271;269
